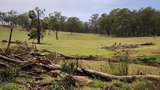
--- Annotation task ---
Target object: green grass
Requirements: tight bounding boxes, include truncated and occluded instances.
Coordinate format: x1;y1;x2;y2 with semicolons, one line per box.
1;26;160;57
0;82;27;90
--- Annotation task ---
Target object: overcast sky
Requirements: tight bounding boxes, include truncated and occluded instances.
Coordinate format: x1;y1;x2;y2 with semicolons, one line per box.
0;0;160;21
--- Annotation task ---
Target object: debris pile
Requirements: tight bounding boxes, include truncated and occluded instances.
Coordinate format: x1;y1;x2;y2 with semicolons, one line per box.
0;43;160;89
101;42;155;50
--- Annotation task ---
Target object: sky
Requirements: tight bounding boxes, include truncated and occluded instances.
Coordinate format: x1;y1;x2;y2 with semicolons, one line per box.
0;0;160;21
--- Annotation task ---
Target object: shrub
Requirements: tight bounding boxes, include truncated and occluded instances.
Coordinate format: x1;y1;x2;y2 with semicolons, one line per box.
91;78;103;88
0;68;19;83
108;54;129;76
137;56;156;63
49;75;78;90
61;61;76;74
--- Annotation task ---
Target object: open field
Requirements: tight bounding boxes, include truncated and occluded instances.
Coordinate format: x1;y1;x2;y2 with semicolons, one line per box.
1;26;160;57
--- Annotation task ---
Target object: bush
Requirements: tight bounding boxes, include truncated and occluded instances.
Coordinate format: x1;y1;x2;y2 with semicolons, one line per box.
49;75;78;90
137;56;157;63
108;55;129;76
91;78;103;88
61;61;76;74
0;68;19;83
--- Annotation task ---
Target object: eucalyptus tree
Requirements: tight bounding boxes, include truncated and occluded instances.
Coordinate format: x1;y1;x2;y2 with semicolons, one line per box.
28;7;45;44
89;14;99;34
16;13;30;31
65;17;81;35
48;12;66;40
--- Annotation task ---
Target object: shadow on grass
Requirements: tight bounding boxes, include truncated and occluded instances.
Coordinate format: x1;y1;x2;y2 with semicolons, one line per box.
32;42;52;45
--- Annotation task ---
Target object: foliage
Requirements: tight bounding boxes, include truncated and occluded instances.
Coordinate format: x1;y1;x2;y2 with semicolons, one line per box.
1;7;160;37
65;17;82;35
16;13;30;31
28;7;45;44
48;12;66;40
61;61;76;74
91;78;103;88
27;28;46;41
108;52;129;76
0;68;19;83
49;75;78;90
137;56;157;63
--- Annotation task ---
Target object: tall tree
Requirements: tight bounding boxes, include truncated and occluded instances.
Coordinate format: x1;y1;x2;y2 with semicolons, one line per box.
89;14;99;34
66;17;81;35
28;7;45;44
16;13;30;31
48;12;66;40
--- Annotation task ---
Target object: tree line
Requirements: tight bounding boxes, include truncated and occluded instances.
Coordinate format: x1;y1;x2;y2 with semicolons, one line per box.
0;6;160;43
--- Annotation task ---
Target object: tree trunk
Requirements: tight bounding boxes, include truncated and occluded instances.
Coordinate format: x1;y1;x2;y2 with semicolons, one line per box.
43;65;160;83
6;28;13;51
80;69;160;83
71;30;73;35
37;10;41;44
55;31;58;40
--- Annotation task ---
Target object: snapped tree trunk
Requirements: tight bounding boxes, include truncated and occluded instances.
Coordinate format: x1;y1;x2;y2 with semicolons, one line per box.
6;28;13;51
37;10;41;44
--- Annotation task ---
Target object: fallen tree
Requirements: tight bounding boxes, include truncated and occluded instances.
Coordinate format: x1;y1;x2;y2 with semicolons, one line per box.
80;69;160;83
101;42;155;50
0;55;26;63
46;65;160;83
0;53;160;83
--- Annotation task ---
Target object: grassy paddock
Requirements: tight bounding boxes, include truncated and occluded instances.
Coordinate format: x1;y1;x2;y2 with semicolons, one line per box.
1;26;160;57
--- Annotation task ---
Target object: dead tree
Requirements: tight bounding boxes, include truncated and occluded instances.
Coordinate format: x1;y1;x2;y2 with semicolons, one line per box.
6;23;14;51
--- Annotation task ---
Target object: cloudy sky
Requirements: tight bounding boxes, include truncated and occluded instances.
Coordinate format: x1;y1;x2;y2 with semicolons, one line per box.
0;0;160;21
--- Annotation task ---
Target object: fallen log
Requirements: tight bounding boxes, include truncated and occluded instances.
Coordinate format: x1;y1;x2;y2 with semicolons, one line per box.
140;42;155;46
81;69;160;83
41;64;160;83
0;55;25;63
59;53;97;60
